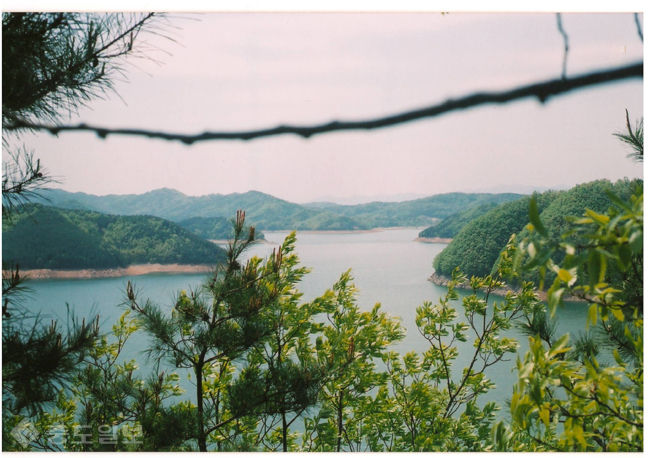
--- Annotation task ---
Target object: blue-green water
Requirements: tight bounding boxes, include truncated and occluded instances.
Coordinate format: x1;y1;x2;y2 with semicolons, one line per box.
19;229;588;410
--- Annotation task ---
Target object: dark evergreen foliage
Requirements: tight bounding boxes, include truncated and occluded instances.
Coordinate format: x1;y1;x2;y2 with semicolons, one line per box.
2;13;164;436
2;12;165;124
2;302;100;416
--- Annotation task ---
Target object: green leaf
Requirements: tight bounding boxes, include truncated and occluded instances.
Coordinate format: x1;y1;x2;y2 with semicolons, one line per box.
587;303;598;328
549;333;570;357
612;348;625;366
528;197;547;237
539;407;549;427
617;244;632;269
557;268;572;284
585;208;609;225
588;251;601;290
573;424;587;449
611;307;625;321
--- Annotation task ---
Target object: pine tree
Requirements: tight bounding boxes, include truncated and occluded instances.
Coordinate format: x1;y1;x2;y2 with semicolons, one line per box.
2;12;166;450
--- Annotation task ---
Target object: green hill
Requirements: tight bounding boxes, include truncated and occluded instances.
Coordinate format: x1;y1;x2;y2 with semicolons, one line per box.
432;179;637;280
35;189;367;230
2;205;227;270
418;202;502;239
321;192;524;227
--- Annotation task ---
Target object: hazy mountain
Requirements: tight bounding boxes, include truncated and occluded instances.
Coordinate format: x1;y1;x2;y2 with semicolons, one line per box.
178;216;266;241
34;189;370;231
318;192;526;228
304;193;430;206
34;188;525;231
459;184;570;194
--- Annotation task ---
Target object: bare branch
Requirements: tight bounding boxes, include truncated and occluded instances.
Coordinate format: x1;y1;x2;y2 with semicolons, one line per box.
5;61;642;145
556;13;570;79
634;13;643;42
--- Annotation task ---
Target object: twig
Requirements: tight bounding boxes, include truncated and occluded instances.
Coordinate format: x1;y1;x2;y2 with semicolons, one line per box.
4;61;642;145
634;13;643;42
556;13;570;79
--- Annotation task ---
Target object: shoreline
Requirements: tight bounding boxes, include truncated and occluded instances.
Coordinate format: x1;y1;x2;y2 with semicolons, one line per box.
414;237;453;243
427;271;584;302
428;271;520;297
210;239;275;245
264;226;426;235
6;264;214;280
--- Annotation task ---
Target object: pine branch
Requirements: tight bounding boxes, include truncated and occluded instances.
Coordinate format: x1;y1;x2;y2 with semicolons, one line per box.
4;61;642;145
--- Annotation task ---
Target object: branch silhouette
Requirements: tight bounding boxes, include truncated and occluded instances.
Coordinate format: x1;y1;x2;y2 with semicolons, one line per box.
4;61;642;145
556;13;570;79
634;13;643;42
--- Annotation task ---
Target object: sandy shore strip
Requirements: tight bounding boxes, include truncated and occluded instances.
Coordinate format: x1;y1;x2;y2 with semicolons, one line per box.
210;239;276;245
414;237;453;243
264;226;427;235
428;271;584;302
7;264;214;280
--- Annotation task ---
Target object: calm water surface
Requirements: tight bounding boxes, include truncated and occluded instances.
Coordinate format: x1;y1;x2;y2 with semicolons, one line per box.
22;229;588;410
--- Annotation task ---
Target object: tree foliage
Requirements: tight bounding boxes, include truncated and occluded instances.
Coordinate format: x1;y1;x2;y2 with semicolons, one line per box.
493;181;643;452
2;12;168;125
614;109;643;163
2;12;168;450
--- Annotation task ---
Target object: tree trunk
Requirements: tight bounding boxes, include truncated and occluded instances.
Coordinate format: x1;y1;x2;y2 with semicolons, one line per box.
196;360;207;452
337;389;344;452
282;410;288;452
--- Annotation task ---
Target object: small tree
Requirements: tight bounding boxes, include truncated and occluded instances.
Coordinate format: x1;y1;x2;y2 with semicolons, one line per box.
236;238;328;452
125;212;328;451
301;270;405;452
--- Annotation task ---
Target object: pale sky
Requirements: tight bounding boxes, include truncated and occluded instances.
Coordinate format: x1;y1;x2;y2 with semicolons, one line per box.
6;11;644;203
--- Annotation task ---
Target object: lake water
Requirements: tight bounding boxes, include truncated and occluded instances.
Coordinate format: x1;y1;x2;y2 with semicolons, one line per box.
19;228;588;412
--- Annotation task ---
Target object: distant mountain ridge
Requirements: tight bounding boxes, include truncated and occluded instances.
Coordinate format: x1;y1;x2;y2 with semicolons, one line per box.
35;188;526;231
304;193;430;205
178;216;265;241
